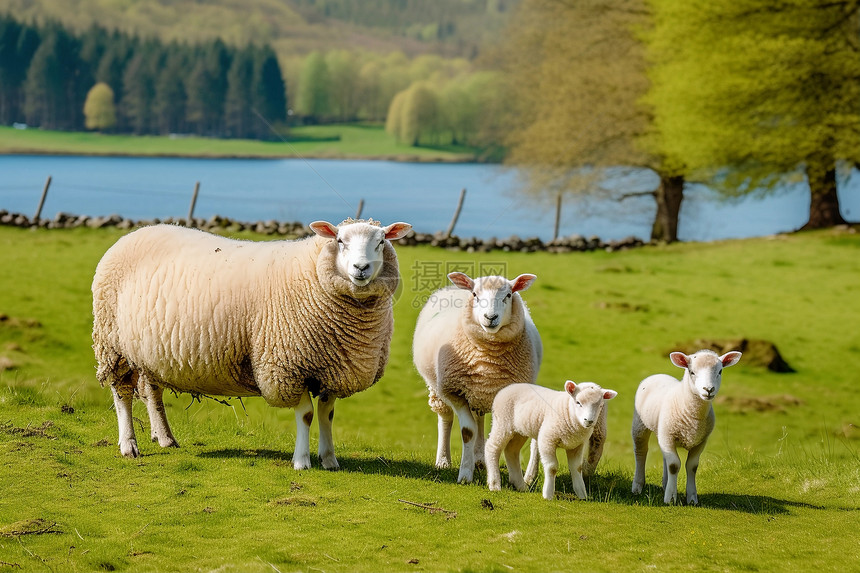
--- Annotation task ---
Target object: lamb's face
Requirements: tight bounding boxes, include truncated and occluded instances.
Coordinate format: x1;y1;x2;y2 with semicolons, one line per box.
670;350;743;401
310;220;412;287
448;272;537;334
564;381;617;428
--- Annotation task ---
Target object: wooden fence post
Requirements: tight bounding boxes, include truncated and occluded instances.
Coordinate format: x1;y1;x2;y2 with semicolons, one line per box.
187;181;200;226
444;188;466;239
553;192;562;242
33;175;52;223
355;198;365;220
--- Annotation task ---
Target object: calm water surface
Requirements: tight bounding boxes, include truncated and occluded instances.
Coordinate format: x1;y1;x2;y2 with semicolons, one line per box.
1;155;857;241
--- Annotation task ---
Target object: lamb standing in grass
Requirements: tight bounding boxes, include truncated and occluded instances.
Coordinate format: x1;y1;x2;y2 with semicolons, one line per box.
413;271;542;484
631;350;742;504
486;380;618;500
92;218;411;469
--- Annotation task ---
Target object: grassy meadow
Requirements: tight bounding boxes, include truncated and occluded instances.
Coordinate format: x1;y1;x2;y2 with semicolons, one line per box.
1;225;859;572
0;124;478;162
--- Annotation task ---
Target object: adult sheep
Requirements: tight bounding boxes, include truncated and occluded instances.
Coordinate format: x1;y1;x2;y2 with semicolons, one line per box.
92;218;411;470
413;271;542;483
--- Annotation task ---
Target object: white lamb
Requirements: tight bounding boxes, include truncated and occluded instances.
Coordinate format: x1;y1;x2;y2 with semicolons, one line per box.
486;380;618;500
413;271;542;484
631;349;742;504
92;218;411;470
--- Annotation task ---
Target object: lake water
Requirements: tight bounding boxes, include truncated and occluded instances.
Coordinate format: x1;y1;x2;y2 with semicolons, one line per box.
1;155;857;241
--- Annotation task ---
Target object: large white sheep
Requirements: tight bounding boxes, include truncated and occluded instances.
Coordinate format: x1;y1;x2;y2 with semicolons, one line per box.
92;218;411;470
631;349;742;504
486;380;618;500
412;271;542;483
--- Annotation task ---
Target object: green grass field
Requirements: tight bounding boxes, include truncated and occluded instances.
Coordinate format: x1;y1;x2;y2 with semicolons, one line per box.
1;226;859;572
0;124;478;162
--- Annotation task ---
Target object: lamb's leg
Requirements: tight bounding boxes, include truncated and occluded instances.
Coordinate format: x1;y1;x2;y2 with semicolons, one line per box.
474;413;486;468
523;439;539;484
138;377;179;448
538;434;559;500
111;383;139;458
503;434;529;491
450;401;478;484
566;445;588;500
484;427;507;491
316;394;339;471
583;406;607;477
292;390;314;470
631;413;650;495
659;442;682;505
685;441;707;506
429;393;454;469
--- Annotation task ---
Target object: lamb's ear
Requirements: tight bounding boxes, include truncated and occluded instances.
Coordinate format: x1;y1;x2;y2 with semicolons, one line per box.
720;351;742;368
603;389;618;400
510;274;537;293
309;221;339;239
383;222;412;240
669;352;690;369
564;380;577;396
448;272;474;291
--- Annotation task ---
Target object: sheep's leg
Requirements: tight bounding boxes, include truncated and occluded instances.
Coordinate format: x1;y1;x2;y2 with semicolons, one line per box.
292;390;314;470
659;444;682;505
566;445;588;500
474;413;486;468
484;427;507;491
138;377;179;448
503;434;529;491
631;414;651;495
583;406;607;477
685;441;707;506
537;435;559;500
317;394;339;471
450;401;478;484
523;439;539;484
111;384;139;458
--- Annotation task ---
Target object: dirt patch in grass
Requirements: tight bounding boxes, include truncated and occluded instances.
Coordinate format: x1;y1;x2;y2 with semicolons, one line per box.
269;496;318;507
0;314;42;329
670;338;795;372
716;394;805;413
0;420;56;439
0;356;16;370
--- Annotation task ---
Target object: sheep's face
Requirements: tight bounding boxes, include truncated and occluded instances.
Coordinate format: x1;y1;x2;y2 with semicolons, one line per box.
564;381;617;428
310;220;411;287
671;350;743;401
448;272;537;334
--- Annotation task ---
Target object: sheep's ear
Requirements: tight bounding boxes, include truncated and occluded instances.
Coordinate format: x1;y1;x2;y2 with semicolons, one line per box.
720;351;742;368
564;380;577;396
448;272;474;291
603;389;618;400
669;352;690;369
383;222;412;240
309;221;339;239
510;274;537;293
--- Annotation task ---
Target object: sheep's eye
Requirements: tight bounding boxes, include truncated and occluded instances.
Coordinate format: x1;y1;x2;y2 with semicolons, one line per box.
576;401;582;407
377;240;384;249
472;292;478;298
504;293;512;302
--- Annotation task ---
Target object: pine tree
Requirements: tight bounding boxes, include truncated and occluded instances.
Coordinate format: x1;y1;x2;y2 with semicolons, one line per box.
251;44;287;137
154;46;188;134
224;46;254;138
121;43;158;134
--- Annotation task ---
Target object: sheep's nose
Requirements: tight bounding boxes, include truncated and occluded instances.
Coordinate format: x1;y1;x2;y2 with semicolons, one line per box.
354;263;370;272
484;313;499;322
705;386;715;394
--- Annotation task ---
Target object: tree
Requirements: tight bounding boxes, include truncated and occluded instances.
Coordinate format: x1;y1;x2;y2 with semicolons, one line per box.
121;43;158;134
83;82;117;131
502;0;689;243
296;51;330;122
251;44;287;133
186;39;230;136
325;50;359;121
646;0;860;229
388;81;439;146
224;46;255;137
154;47;188;134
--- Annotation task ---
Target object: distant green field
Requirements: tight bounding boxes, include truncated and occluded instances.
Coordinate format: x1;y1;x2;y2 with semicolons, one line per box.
1;226;858;572
0;124;478;162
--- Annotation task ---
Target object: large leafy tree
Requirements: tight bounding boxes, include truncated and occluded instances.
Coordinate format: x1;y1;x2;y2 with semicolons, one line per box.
295;51;330;122
646;0;860;229
502;0;688;242
83;81;117;131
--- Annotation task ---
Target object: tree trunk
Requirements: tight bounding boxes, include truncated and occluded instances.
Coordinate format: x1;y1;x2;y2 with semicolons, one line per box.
650;174;685;243
801;158;846;230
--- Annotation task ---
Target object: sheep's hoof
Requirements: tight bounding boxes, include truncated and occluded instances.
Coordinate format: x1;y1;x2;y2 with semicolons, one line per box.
321;457;340;471
120;440;140;458
631;483;643;495
457;469;474;484
487;480;501;491
435;460;451;469
687;496;699;506
293;456;312;471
